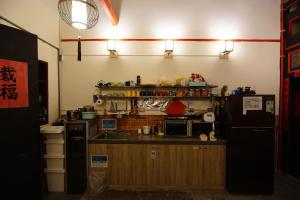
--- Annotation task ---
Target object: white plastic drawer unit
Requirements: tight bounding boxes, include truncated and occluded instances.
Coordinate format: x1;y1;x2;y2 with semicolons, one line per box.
43;154;65;169
44;140;64;155
40;125;64;140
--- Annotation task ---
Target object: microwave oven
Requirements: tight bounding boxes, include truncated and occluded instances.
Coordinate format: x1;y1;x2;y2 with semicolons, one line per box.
164;117;192;137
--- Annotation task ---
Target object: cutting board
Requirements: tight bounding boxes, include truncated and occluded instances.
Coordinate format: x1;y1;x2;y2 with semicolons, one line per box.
165;99;186;116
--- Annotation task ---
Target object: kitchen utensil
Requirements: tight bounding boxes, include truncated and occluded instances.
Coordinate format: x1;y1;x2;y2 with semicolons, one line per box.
83;105;94;112
109;100;115;112
158;132;164;137
67;110;80;121
95;95;103;105
203;112;215;122
165;99;186;116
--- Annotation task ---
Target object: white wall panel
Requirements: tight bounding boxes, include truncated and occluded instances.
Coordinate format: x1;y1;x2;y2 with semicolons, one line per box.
0;0;60;123
59;0;280;114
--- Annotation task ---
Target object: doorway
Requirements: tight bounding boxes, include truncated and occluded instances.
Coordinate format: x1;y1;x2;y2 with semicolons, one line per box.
38;60;48;125
287;78;300;179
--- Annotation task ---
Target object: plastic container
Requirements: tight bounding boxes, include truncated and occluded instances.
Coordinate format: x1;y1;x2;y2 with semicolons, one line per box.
40;125;64;140
81;112;96;120
44;168;65;192
143;126;150;134
43;154;65;169
44;140;64;154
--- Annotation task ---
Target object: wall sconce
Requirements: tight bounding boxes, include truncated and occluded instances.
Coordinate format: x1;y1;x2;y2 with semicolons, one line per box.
164;39;174;58
220;40;234;58
107;39;118;58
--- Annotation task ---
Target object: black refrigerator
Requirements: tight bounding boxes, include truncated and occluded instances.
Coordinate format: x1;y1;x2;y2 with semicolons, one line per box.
223;95;275;194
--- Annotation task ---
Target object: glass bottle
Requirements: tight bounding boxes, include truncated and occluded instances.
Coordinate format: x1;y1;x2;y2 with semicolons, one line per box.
137;75;141;86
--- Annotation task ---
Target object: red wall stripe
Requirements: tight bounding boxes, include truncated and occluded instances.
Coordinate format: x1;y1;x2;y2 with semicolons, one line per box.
61;38;280;43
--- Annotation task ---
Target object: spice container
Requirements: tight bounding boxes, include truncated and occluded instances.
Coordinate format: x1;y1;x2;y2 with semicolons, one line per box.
136;75;141;86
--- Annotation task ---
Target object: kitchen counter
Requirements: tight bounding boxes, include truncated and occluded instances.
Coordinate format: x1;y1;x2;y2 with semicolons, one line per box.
89;133;226;145
89;133;226;188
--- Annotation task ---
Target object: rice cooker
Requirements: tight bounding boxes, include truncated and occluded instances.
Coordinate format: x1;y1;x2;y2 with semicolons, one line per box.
203;112;215;122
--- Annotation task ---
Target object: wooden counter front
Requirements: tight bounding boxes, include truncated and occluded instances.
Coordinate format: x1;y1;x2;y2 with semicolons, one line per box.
88;142;226;189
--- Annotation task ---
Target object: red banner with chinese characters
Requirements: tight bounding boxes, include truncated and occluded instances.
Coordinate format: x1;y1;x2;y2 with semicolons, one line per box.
0;59;29;108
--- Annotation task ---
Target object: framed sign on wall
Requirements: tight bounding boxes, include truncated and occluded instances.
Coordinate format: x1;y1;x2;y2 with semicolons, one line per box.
288;49;300;74
0;59;29;108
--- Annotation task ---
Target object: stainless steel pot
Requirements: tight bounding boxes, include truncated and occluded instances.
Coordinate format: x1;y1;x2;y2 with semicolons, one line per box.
67;110;80;121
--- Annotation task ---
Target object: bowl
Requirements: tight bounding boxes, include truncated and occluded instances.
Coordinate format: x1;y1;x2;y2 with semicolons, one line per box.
81;112;96;120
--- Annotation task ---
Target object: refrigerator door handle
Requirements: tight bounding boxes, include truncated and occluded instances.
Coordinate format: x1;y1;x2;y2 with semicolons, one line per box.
253;129;267;132
72;136;84;140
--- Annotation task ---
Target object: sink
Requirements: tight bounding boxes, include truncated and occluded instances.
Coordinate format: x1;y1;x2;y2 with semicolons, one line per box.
93;131;129;140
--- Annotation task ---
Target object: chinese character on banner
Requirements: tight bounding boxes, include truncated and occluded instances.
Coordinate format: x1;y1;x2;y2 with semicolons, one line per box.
0;59;28;108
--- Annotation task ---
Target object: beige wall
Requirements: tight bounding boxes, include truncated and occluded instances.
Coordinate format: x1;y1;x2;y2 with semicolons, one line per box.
0;0;60;123
60;0;280;114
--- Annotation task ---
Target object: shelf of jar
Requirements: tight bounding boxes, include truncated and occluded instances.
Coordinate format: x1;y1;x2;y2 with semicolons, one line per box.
93;95;216;99
191;120;220;124
96;85;218;90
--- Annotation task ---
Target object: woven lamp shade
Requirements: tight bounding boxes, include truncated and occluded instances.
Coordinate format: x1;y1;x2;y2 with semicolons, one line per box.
58;0;99;30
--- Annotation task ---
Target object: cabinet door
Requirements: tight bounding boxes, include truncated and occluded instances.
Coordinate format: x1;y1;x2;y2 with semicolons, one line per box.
202;145;226;187
174;145;192;186
187;145;205;186
175;145;226;187
151;145;177;185
128;144;149;185
107;144;131;185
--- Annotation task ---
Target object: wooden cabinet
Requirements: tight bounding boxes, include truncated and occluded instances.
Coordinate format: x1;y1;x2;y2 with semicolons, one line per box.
173;145;225;187
88;144;225;188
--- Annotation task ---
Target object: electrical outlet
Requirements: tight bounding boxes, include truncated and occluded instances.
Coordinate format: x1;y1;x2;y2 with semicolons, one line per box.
151;150;156;160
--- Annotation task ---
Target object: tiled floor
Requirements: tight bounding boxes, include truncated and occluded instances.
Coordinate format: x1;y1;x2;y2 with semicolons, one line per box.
43;172;300;200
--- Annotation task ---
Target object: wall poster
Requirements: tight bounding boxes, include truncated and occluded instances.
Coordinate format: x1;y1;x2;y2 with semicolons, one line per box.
288;50;300;73
91;155;108;168
242;96;263;115
0;59;28;108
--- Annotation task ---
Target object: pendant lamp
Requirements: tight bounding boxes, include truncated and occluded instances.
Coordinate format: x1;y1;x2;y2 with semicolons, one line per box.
58;0;99;61
58;0;99;30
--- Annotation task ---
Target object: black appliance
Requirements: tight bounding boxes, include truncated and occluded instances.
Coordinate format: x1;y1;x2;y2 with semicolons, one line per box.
164;117;192;137
223;95;275;194
0;24;41;199
65;120;97;193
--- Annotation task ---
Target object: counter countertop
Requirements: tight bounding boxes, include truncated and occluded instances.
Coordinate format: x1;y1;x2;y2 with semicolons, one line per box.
89;134;226;145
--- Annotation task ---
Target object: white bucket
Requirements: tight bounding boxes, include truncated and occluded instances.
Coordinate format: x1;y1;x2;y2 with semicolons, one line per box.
44;168;65;192
43;154;64;169
44;140;64;155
